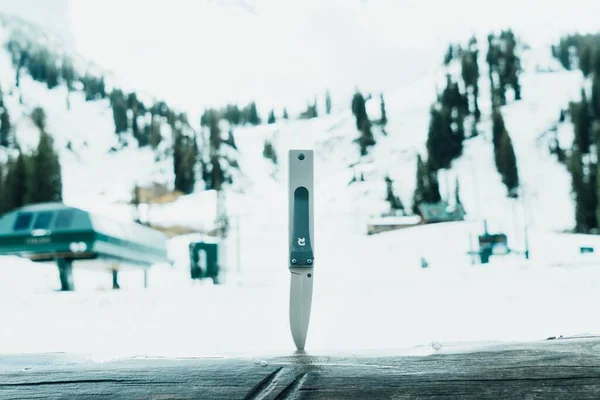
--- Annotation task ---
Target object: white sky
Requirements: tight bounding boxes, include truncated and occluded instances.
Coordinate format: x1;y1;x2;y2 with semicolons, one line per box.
61;0;600;116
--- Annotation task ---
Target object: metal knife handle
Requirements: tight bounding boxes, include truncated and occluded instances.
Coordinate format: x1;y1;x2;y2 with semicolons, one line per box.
289;150;314;268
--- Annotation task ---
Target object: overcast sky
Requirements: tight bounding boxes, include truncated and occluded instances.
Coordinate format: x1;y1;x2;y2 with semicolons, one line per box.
3;0;600;116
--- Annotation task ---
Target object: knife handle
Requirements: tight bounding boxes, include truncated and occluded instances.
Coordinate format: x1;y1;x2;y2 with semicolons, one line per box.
290;186;313;266
289;150;314;268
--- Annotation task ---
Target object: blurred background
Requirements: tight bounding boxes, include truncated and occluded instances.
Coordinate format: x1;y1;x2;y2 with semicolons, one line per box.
1;0;600;357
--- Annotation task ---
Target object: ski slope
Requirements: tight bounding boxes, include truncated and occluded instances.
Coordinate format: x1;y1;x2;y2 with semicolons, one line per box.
0;18;599;357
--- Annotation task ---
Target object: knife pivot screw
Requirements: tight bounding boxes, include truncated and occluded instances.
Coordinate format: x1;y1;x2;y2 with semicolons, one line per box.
307;273;312;278
291;259;297;264
298;153;305;161
307;259;312;264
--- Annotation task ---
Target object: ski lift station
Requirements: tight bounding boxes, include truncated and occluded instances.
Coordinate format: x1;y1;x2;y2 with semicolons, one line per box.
0;203;169;291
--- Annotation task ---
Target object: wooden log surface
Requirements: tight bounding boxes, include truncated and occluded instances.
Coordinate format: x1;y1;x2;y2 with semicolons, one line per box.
2;337;600;399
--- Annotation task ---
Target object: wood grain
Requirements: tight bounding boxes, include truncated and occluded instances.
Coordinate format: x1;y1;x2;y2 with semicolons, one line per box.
1;337;600;399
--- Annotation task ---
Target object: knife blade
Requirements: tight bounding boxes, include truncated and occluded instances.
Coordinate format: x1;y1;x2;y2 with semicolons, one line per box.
289;267;313;350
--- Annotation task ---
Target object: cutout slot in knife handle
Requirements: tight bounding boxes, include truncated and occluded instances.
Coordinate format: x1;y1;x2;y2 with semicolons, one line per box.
290;186;313;266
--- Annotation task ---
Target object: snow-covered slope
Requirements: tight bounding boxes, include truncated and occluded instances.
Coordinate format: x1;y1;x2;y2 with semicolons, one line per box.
1;16;598;356
0;21;582;278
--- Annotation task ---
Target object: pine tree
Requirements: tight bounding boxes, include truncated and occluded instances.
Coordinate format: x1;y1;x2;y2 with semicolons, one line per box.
351;91;368;130
503;32;522;101
426;105;454;171
593;45;600;77
470;123;479;138
129;94;143;145
461;50;480;120
461;52;477;88
263;140;278;164
150;117;162;149
15;49;26;88
46;61;59;90
492;108;520;196
210;155;224;191
452;113;465;159
492;108;506;169
173;130;197;194
488;32;523;105
4;151;29;212
559;109;566;123
384;175;404;212
468;35;477;49
208;110;221;153
247;102;260;125
592;75;600;120
556;38;571;70
572;90;592;154
173;130;183;190
579;45;592;77
441;75;468;115
0;162;4;215
127;93;138;110
455;177;462;205
177;141;197;194
357;119;375;156
325;90;332;115
588;161;599;232
61;57;76;110
491;108;505;145
412;154;427;214
206;110;232;191
379;93;388;126
267;109;276;124
498;131;519;197
486;34;500;73
444;44;454;65
223;104;241;125
132;112;143;145
31;107;47;132
82;74;107;101
200;108;211;127
110;90;129;135
131;184;142;224
98;77;107;99
198;109;238;191
438;76;467;160
225;129;238;150
299;102;318;119
569;148;586;232
282;108;289;119
352;91;374;155
426;163;442;204
595;159;600;234
28;131;63;204
0;106;11;147
61;57;76;90
412;154;442;214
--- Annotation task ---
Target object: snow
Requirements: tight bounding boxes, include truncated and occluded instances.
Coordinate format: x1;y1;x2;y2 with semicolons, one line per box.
0;15;598;358
368;216;422;226
3;224;600;358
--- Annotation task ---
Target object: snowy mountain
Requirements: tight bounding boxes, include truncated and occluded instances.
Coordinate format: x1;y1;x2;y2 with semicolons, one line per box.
0;13;584;267
9;0;595;114
2;10;600;356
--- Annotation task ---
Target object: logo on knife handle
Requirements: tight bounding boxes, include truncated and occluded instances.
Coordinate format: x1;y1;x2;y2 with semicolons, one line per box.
298;238;305;246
